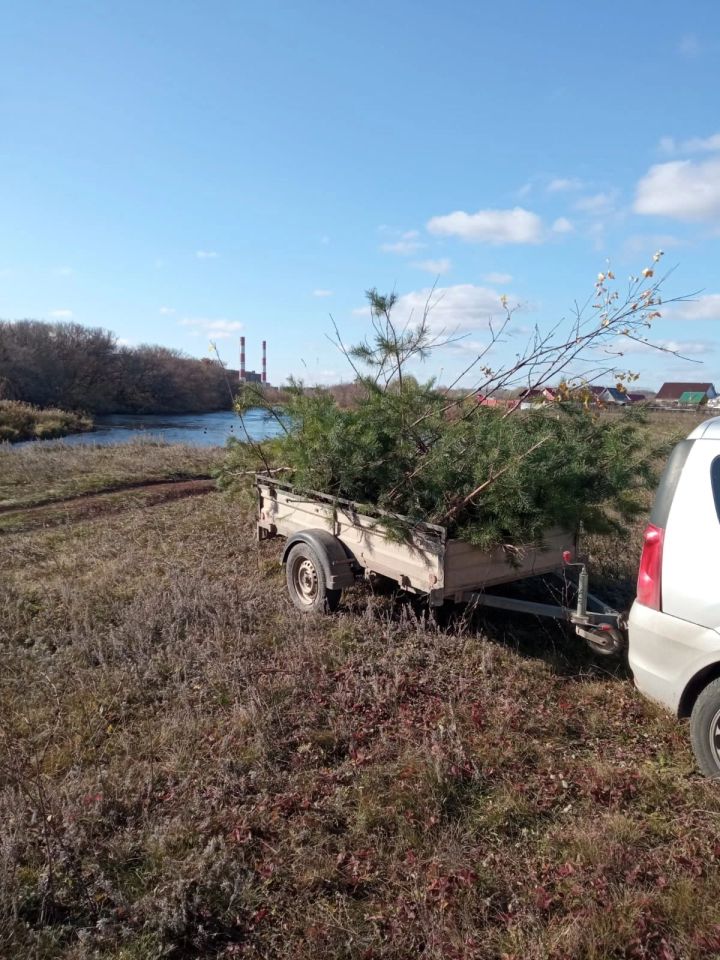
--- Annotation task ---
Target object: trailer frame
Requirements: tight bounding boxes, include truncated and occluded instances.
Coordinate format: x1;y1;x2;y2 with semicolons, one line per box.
256;473;627;655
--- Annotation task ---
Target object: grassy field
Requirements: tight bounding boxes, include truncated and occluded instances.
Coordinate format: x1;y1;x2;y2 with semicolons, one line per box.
2;428;720;959
0;438;218;511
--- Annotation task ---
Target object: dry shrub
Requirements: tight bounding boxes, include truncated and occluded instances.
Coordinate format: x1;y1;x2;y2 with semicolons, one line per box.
0;400;92;443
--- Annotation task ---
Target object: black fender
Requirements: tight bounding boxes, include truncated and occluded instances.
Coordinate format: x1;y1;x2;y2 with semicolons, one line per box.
281;529;357;590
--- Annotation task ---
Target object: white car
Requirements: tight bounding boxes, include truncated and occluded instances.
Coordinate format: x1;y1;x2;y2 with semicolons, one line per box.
628;416;720;777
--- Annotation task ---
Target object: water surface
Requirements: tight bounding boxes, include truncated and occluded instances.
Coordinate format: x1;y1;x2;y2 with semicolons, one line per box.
18;409;283;447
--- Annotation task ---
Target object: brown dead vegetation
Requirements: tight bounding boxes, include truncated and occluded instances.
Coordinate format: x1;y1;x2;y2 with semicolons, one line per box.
0;478;215;534
1;436;719;959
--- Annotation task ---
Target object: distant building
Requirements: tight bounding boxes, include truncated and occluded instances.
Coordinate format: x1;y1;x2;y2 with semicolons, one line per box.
598;387;630;405
655;382;717;405
518;387;556;409
678;390;708;407
239;336;268;385
515;384;650;408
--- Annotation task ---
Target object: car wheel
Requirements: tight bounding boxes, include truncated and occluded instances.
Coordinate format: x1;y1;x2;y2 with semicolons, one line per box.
690;677;720;778
285;543;341;614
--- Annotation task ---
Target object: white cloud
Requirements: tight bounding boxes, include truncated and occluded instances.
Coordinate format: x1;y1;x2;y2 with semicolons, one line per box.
621;233;681;257
445;338;490;354
380;230;425;255
159;306;176;315
413;258;452;275
179;317;243;339
574;191;618;214
49;309;73;319
587;220;608;252
678;33;700;58
390;283;513;333
680;133;720;153
552;217;574;234
658;339;711;355
196;250;220;259
658;133;720;156
312;289;333;297
666;294;720;322
382;240;426;254
427;207;543;245
547;177;583;193
634;158;720;221
617;337;713;356
482;271;512;284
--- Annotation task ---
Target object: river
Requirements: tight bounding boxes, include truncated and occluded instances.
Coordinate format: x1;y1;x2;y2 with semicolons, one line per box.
18;409;285;448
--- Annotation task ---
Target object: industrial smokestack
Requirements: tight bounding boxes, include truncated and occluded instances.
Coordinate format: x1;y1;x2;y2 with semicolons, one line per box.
240;336;245;381
262;340;267;383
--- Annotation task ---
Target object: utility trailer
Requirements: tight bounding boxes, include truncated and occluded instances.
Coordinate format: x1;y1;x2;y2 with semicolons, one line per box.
256;474;626;655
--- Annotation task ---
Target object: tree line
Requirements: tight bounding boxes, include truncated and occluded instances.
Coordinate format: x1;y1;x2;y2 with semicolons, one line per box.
0;320;235;414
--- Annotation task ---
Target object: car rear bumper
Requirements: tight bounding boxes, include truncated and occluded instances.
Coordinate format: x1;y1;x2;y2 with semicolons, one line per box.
628;601;720;714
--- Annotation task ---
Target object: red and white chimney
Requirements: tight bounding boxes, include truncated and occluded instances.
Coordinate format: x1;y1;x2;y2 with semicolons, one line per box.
262;340;267;383
240;336;245;381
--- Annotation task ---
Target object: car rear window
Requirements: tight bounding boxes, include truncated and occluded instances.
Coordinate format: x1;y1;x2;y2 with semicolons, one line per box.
650;439;695;528
711;456;720;523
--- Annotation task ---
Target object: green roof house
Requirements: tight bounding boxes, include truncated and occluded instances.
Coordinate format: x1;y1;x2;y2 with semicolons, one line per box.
656;382;716;404
678;391;707;406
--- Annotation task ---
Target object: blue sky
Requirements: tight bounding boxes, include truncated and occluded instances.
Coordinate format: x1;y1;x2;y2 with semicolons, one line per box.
2;0;720;389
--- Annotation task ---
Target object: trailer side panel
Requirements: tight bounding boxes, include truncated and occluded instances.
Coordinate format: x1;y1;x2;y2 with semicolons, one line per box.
257;480;445;595
258;477;574;603
443;529;574;599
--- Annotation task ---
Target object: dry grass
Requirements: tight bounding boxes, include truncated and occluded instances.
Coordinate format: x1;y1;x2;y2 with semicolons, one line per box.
0;439;219;511
0;401;93;443
2;427;720;959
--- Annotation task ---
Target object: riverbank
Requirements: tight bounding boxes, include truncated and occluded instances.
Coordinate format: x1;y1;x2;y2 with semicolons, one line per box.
0;400;93;442
2;443;720;958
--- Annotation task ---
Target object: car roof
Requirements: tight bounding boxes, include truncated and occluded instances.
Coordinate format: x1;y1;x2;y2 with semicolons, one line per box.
688;417;720;439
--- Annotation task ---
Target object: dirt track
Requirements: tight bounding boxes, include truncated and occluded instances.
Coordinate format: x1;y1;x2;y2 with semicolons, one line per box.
0;478;216;533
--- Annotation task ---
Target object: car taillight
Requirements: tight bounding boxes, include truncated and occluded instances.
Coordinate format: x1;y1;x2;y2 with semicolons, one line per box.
636;523;664;610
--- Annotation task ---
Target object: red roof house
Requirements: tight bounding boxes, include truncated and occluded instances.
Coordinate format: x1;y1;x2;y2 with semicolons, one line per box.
655;382;716;403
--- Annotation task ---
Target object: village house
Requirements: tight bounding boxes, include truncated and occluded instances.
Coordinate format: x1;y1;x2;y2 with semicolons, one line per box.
517;387;556;409
516;385;646;409
655;382;717;406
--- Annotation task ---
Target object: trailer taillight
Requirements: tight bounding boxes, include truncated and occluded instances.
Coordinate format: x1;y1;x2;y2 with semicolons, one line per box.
636;523;664;610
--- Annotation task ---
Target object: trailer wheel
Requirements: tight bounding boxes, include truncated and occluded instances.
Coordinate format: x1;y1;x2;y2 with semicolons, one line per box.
690;677;720;778
285;543;341;613
582;625;626;657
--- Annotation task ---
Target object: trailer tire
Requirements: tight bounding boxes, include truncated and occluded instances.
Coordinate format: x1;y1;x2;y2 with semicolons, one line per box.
690;677;720;778
285;543;342;614
583;626;626;657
